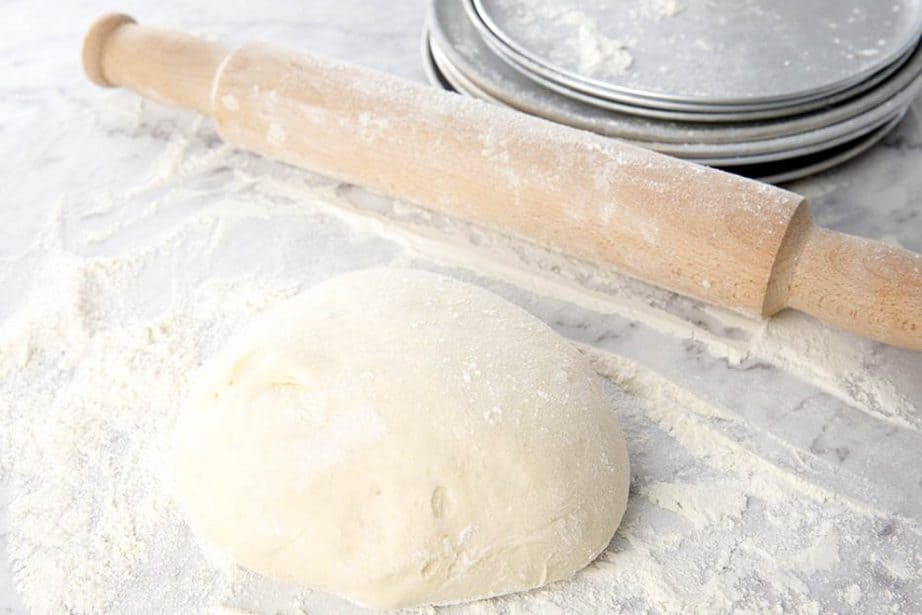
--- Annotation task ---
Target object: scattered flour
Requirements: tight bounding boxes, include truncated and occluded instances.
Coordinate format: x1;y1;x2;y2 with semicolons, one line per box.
498;0;635;77
493;0;684;79
636;0;684;21
789;531;841;575
1;94;920;614
558;9;634;77
641;481;747;530
842;583;863;606
220;94;240;112
266;123;286;146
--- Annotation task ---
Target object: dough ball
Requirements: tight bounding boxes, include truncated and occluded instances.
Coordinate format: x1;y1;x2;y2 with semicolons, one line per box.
174;268;629;609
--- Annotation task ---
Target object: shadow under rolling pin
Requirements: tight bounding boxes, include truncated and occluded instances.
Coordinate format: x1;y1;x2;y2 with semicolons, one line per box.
82;14;922;351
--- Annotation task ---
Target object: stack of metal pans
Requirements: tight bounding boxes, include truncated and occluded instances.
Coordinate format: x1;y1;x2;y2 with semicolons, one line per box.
422;0;922;182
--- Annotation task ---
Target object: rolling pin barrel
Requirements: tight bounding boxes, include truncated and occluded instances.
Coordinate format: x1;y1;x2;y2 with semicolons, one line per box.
82;14;922;350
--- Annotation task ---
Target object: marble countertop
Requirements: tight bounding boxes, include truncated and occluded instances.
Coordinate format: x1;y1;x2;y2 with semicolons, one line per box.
1;1;920;613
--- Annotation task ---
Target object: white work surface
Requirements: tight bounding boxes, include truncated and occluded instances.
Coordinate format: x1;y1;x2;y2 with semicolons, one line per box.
1;1;921;613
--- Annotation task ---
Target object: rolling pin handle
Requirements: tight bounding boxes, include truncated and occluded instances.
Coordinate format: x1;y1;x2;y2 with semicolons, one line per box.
81;14;228;114
767;209;922;350
82;13;138;87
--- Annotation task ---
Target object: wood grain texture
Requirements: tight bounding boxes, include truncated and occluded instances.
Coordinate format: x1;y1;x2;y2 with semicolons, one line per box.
83;13;226;114
786;224;922;349
212;42;805;315
81;16;922;350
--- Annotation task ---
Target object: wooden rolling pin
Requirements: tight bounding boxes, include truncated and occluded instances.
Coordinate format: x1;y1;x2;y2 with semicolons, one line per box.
82;14;922;350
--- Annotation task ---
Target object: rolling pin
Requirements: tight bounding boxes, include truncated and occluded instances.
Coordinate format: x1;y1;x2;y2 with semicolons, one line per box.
82;14;922;351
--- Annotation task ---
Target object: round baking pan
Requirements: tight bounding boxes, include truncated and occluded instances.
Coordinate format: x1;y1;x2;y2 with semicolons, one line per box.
421;31;453;91
475;18;919;123
423;34;905;183
431;38;909;165
727;113;905;183
428;0;922;156
470;0;922;110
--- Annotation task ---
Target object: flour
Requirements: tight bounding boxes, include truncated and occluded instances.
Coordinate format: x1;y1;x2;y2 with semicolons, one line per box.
1;97;919;613
266;123;286;146
491;0;686;79
497;0;634;78
0;248;297;612
842;583;863;606
559;10;634;77
635;0;684;21
641;481;747;530
789;532;840;574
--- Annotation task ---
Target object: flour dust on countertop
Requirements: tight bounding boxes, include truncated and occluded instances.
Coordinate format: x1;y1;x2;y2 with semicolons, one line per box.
1;97;921;614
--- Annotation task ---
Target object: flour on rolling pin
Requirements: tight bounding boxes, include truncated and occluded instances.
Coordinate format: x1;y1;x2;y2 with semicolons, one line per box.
82;14;922;350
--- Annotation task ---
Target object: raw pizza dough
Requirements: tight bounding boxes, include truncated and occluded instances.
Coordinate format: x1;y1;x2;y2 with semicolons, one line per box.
173;268;630;609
